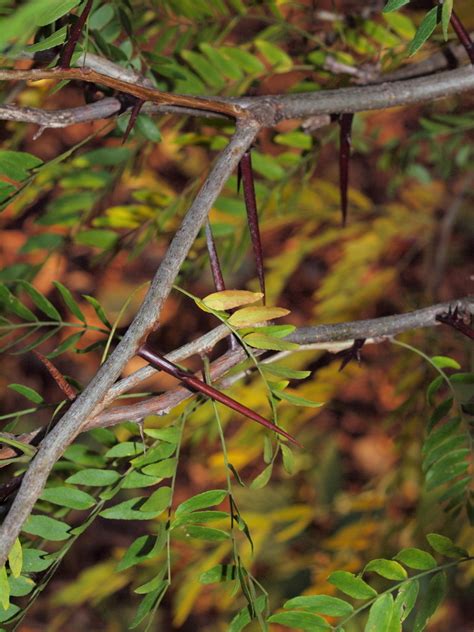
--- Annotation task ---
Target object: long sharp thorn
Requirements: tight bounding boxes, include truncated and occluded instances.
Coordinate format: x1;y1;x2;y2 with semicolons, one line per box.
338;338;366;372
436;310;474;340
205;221;226;292
122;98;145;145
33;351;76;400
138;345;300;447
205;221;237;349
338;113;354;227
239;150;266;301
237;161;242;193
450;10;474;64
58;0;93;69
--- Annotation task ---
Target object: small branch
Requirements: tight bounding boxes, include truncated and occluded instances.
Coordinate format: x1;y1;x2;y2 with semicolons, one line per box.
0;98;122;127
0;67;246;120
0;120;260;566
286;296;474;344
84;296;474;429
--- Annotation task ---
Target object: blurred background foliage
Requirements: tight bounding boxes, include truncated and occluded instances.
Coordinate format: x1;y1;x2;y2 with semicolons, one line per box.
0;0;473;630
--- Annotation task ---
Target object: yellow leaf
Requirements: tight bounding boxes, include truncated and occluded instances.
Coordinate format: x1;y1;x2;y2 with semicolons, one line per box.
8;538;22;578
228;306;289;327
201;290;263;311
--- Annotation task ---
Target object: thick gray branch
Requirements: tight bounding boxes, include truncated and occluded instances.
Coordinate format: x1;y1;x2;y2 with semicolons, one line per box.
237;66;474;122
1;65;473;129
0;121;260;565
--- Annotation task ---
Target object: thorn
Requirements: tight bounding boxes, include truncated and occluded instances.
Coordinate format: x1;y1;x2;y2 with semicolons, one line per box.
338;338;366;372
138;345;300;447
58;0;94;69
33;350;76;400
450;10;474;64
32;126;46;141
205;221;226;292
122;98;145;144
436;306;474;340
237;161;242;193
338;113;354;227
239;150;266;301
205;222;237;349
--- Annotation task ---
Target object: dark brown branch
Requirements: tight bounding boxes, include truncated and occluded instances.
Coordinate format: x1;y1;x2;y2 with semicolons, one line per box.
0;67;247;120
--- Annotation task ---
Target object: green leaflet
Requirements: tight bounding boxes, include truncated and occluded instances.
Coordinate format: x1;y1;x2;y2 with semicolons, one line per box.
413;572;447;632
268;611;330;631
328;571;377;600
394;548;437;570
22;515;71;541
66;469;120;486
383;0;411;12
283;595;353;617
364;594;394;632
408;7;441;56
175;489;227;517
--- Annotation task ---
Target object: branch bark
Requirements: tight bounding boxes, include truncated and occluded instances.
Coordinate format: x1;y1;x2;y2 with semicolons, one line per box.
0;65;473;129
0;120;260;566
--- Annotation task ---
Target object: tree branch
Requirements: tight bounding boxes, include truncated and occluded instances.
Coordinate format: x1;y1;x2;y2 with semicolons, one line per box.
0;120;260;566
84;296;473;430
1;65;473;129
0;98;121;127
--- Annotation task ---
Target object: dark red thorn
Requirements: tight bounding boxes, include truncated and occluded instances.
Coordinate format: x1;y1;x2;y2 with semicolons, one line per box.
58;0;93;69
338;113;354;227
205;221;238;349
122;98;145;144
239;150;266;301
450;10;474;64
138;345;301;447
436;306;474;340
338;338;366;372
33;350;76;400
205;221;226;292
237;161;242;193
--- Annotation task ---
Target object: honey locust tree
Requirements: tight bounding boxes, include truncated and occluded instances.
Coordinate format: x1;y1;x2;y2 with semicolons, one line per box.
0;0;473;630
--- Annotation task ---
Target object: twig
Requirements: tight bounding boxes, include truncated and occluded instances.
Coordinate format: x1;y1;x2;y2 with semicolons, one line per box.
84;296;474;429
0;67;246;120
